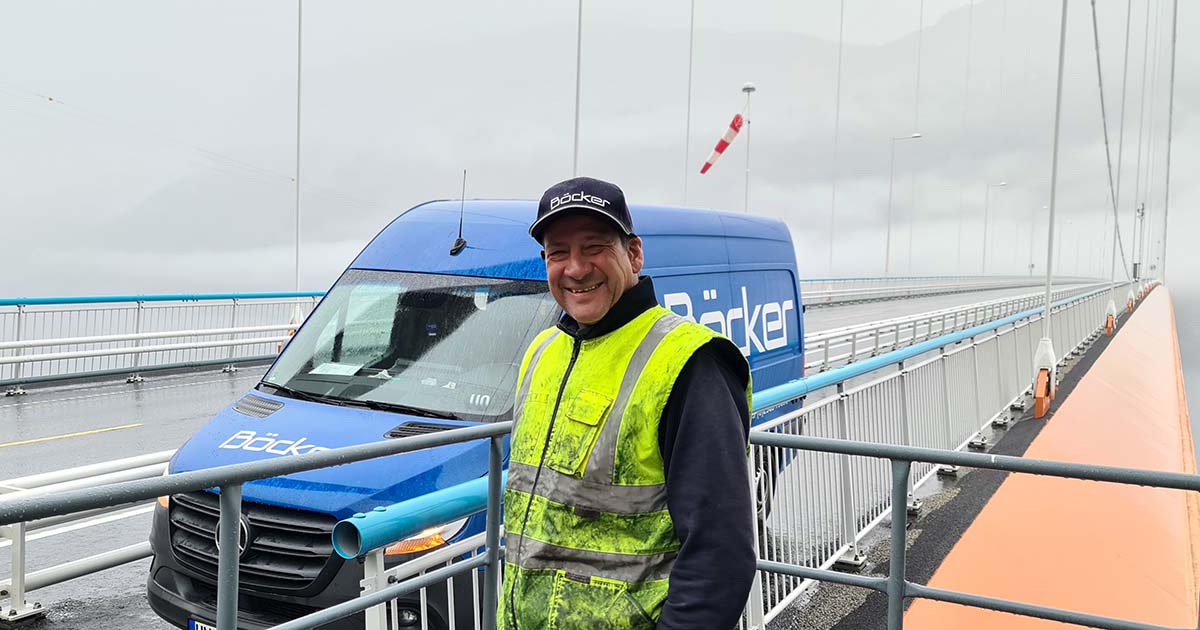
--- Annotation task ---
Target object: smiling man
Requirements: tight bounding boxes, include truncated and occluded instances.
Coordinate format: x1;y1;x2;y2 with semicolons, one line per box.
498;177;757;629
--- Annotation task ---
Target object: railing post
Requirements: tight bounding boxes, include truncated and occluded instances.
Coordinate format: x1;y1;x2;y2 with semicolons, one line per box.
897;363;921;515
833;383;865;569
362;550;386;630
743;449;766;630
992;333;1009;428
936;348;960;478
0;522;44;622
968;338;987;450
482;435;503;630
887;460;911;630
217;484;243;630
5;305;27;396
223;299;239;373
127;301;145;383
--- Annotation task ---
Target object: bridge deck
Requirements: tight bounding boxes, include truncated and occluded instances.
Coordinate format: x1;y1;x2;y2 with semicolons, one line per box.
906;287;1200;628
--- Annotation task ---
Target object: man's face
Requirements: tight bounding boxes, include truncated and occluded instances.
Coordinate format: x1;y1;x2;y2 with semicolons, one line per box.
542;214;643;326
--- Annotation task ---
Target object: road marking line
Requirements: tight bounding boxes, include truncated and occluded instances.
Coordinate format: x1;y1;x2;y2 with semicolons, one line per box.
0;504;156;548
0;423;144;449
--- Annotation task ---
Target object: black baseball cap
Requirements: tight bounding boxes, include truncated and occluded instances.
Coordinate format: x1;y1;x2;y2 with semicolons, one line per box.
529;176;634;244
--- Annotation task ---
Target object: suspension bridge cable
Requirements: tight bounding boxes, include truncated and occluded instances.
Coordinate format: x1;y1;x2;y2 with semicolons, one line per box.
1130;0;1152;269
1088;0;1132;279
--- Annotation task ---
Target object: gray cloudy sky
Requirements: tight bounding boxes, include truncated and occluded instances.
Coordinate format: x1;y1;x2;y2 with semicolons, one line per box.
0;0;1196;300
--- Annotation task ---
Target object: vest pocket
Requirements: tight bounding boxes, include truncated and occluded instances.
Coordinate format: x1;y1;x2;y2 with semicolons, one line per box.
547;389;612;477
549;571;655;630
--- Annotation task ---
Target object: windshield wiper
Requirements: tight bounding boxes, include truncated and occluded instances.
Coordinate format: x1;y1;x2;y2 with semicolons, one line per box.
351;399;462;420
259;381;461;419
259;380;338;405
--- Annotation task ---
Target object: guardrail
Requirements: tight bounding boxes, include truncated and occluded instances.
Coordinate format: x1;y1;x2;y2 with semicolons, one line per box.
0;277;1093;393
0;293;321;394
0;450;173;617
799;275;1093;306
0;280;1155;629
804;281;1105;372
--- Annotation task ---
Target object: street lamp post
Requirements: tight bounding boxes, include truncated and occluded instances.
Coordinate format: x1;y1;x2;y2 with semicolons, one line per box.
981;181;1007;274
885;133;922;275
742;82;756;213
1028;205;1046;276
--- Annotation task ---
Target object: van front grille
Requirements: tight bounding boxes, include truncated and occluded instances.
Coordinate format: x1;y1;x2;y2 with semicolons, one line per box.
168;490;338;593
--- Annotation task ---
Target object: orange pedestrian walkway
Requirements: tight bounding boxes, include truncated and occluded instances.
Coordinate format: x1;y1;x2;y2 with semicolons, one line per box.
905;287;1200;628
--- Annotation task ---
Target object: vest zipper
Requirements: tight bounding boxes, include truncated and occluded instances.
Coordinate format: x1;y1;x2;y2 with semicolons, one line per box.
509;336;582;629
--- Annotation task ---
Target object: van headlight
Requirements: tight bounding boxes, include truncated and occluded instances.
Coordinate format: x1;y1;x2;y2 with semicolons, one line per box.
156;464;171;509
384;518;468;556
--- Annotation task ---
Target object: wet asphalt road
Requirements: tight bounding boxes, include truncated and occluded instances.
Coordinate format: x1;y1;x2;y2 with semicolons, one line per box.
0;284;1101;629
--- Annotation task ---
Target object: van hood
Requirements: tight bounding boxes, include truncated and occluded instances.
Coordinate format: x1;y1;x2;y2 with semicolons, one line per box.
168;391;496;519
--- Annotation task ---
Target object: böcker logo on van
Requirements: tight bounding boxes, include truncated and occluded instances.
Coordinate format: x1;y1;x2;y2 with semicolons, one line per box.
218;430;330;456
549;191;610;211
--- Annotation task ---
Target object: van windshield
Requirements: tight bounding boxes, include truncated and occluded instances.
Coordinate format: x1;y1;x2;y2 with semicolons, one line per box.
263;270;560;421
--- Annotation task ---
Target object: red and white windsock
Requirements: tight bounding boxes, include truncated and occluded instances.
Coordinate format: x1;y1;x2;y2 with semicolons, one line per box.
700;113;745;174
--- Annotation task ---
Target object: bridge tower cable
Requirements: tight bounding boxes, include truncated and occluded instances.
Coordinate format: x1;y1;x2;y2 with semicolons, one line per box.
1161;0;1178;283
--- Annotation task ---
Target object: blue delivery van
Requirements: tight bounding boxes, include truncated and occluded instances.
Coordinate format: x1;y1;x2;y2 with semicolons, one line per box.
147;199;805;629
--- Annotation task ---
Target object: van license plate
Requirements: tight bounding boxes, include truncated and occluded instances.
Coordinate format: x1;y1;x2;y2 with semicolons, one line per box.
189;620;217;630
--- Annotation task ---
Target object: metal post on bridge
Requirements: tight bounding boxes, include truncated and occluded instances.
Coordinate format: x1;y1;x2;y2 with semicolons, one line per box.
216;484;243;630
4;305;27;396
833;383;866;569
0;522;46;623
127;301;145;384
223;299;239;373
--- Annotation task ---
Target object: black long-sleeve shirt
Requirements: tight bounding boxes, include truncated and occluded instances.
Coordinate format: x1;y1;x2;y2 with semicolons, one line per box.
558;276;757;630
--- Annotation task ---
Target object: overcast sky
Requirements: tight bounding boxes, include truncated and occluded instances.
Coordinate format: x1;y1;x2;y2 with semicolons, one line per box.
0;0;1196;300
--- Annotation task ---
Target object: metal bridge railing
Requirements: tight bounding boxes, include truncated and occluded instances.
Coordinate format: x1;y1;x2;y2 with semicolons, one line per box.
0;292;321;394
799;275;1092;306
0;277;1092;393
803;281;1106;372
0;280;1165;630
747;430;1200;630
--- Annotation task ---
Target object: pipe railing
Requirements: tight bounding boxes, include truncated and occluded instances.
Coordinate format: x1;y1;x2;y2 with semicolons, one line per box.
0;280;1156;630
0;293;320;392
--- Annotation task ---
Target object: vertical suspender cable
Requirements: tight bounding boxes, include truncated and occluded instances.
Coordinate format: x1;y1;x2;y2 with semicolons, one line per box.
1161;0;1178;283
1141;0;1164;273
1088;0;1130;292
955;1;976;271
682;0;695;204
1043;0;1069;341
294;0;303;292
906;0;925;275
572;0;583;177
1112;0;1135;289
827;0;845;276
1131;0;1152;272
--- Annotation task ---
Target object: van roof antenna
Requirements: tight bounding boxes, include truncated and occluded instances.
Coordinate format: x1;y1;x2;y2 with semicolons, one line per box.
450;169;468;256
